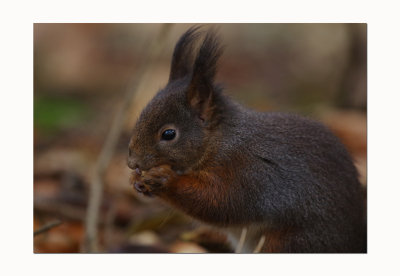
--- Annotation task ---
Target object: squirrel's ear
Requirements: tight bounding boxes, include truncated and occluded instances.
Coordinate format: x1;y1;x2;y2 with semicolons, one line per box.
187;30;223;122
169;26;202;82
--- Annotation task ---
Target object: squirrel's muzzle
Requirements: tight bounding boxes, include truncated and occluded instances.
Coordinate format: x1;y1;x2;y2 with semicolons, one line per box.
127;149;141;170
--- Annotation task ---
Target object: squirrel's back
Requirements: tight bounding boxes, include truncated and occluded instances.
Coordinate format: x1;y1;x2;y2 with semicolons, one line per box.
210;105;366;252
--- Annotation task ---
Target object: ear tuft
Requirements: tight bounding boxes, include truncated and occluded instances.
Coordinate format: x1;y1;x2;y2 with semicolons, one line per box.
191;29;224;87
169;26;203;82
187;29;224;123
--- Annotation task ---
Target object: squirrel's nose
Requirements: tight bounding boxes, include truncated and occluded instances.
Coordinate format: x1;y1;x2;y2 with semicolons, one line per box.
127;158;138;170
127;149;140;170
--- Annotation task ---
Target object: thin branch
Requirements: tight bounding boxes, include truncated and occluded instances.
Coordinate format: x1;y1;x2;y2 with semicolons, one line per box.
34;220;62;237
253;235;266;253
103;194;117;250
83;24;173;253
235;227;248;253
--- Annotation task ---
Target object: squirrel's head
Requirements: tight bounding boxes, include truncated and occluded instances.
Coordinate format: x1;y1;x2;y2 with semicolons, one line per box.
128;26;224;173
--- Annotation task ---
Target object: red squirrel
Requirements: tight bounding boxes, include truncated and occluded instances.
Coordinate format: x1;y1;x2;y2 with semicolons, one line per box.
127;27;366;253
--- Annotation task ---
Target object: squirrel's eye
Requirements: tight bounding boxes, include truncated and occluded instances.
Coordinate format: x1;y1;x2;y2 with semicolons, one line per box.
161;129;176;141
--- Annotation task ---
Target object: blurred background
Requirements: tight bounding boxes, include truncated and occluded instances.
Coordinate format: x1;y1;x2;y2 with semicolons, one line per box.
33;23;366;253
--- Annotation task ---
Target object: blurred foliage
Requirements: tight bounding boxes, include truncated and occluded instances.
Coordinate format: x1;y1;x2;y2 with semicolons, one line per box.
34;95;90;135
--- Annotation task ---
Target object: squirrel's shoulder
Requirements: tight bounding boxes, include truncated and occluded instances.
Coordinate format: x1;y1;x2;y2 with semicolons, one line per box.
220;106;350;164
226;104;332;139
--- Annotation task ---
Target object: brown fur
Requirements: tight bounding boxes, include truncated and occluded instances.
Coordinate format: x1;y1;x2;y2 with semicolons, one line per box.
261;227;296;253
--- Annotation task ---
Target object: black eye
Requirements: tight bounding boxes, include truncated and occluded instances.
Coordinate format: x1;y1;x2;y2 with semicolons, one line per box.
161;129;176;141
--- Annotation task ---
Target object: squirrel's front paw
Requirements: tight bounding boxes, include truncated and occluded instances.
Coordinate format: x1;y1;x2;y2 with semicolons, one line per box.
132;165;177;196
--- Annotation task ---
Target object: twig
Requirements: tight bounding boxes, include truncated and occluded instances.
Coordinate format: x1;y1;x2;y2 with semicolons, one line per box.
103;194;117;250
235;227;248;253
34;220;62;237
253;235;266;253
83;24;173;253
